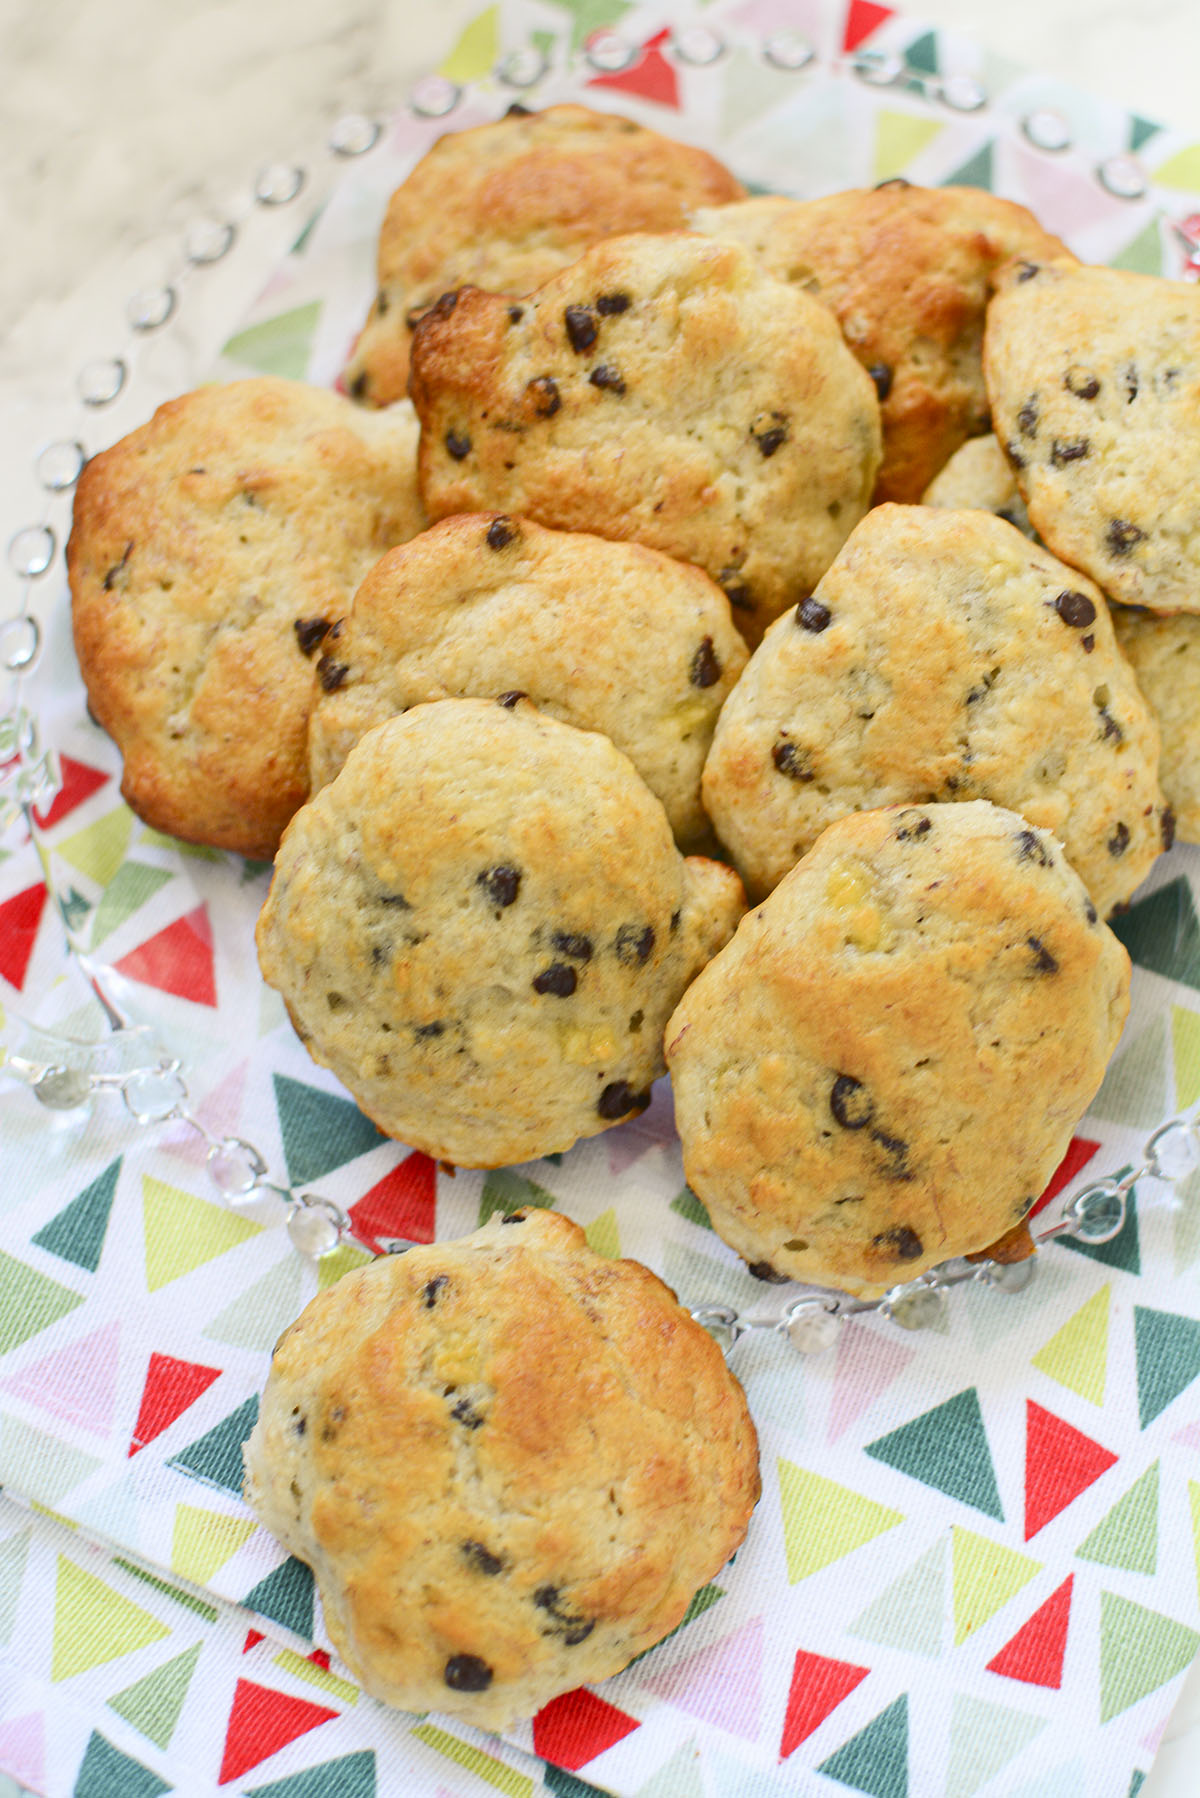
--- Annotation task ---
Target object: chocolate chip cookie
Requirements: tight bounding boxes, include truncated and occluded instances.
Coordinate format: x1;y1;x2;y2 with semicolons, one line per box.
1112;606;1200;844
922;432;1034;536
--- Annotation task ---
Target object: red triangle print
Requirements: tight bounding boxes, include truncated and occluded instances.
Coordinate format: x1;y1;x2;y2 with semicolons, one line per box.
532;1688;640;1770
349;1152;438;1251
128;1352;222;1456
843;0;894;51
1025;1400;1117;1539
780;1650;870;1759
1029;1137;1101;1219
587;28;680;109
114;903;217;1006
0;882;48;991
987;1575;1074;1688
243;1630;264;1653
33;756;109;830
218;1678;337;1783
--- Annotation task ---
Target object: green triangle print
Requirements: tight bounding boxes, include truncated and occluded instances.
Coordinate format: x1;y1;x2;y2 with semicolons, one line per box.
904;29;938;73
1130;115;1160;151
1135;1307;1200;1428
0;1251;85;1355
1110;217;1164;277
545;1770;611;1798
848;1538;945;1657
244;1753;377;1798
203;1255;305;1354
865;1389;1003;1520
142;1174;263;1290
51;1556;169;1681
30;1158;120;1273
945;1693;1047;1798
1077;1462;1159;1574
670;1185;713;1230
167;1394;259;1495
74;1731;171;1798
777;1460;903;1582
243;1556;315;1638
818;1693;908;1798
1174;1170;1200;1275
90;861;174;947
1057;1180;1140;1274
1110;877;1200;991
1089;1019;1168;1128
223;301;323;381
942;141;994;191
478;1166;557;1225
273;1073;386;1185
634;1737;705;1798
0;1414;101;1505
1099;1591;1200;1722
108;1642;202;1750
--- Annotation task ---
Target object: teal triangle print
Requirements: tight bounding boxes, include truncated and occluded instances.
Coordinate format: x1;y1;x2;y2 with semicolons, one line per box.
273;1074;386;1185
478;1167;557;1226
31;1158;121;1272
1134;1307;1200;1428
942;142;994;191
1109;877;1200;991
167;1395;259;1494
865;1390;1003;1519
904;30;938;73
1129;116;1160;151
1128;1773;1146;1797
670;1186;714;1230
546;1767;612;1798
243;1556;315;1638
1058;1181;1141;1274
245;1750;377;1798
817;1693;908;1798
74;1731;171;1798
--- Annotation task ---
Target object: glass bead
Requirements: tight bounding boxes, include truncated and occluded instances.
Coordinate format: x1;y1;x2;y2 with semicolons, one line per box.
122;1066;187;1123
8;525;55;578
1023;109;1072;152
32;1066;93;1111
126;286;176;332
1097;156;1147;200
36;440;86;491
329;113;381;156
854;52;903;87
940;73;987;111
287;1197;345;1258
496;47;547;87
77;358;127;406
691;1306;742;1355
1146;1119;1200;1182
674;26;724;65
0;616;41;674
585;31;635;73
762;31;814;70
409;75;461;117
888;1283;948;1331
784;1300;842;1355
185;217;236;264
1066;1182;1125;1243
254;163;305;206
985;1256;1037;1294
207;1135;268;1199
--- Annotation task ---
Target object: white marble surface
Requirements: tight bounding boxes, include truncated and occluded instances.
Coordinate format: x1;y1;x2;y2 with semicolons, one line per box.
2;2;1200;1792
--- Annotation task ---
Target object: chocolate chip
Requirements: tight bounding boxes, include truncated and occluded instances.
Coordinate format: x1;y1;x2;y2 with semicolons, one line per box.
718;568;754;613
445;430;472;460
1015;260;1041;282
874;1225;923;1260
868;363;893;402
1006;440;1027;470
463;1541;504;1574
895;812;932;842
317;656;348;692
102;541;133;590
415;1021;445;1039
348;371;369;400
1163;807;1177;850
565;305;598;352
1053;590;1096;629
831;1074;873;1130
1081;633;1095;653
294;616;331;656
1027;935;1059;973
690;636;721;688
429;290;459;321
872;1130;911;1179
375;289;390;316
380;891;411;908
526;376;561;417
874;176;911;189
589;364;626;394
596;292;631;315
747;1260;791;1283
1085;898;1099;924
966;668;1000;705
505;100;533;116
499;1209;528;1223
444;1655;492;1692
1064;366;1101;400
533;963;577;996
1015;828;1053;867
477;866;521;907
450;1396;485;1429
597;1081;651;1120
796;596;832;632
615;924;655;964
486;517;516;550
552;932;593;962
423;1275;449;1307
326;991;347;1011
1123;364;1139;402
1107;518;1147;557
750;410;789;457
1108;821;1130;856
405;303;429;331
508;305;524;324
496;690;527;708
670;909;681;933
628;1009;644;1031
772;739;813;781
1097;704;1124;744
291;1407;307;1436
1051;437;1090;466
1017;398;1039;438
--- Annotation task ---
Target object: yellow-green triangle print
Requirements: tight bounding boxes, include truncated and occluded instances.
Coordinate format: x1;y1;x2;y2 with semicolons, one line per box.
951;1526;1041;1644
874;108;943;183
56;807;133;889
51;1556;169;1681
1173;1006;1200;1109
585;1208;621;1258
439;4;498;81
1032;1285;1110;1407
170;1503;258;1585
141;1175;263;1292
776;1459;903;1582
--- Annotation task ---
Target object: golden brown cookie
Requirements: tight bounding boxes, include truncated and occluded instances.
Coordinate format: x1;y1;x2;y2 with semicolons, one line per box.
243;1209;760;1730
1112;606;1200;844
922;432;1033;536
985;260;1200;613
67;378;425;859
665;801;1131;1299
306;512;747;847
345;103;744;406
258;696;745;1166
691;182;1072;502
409;232;881;645
702;505;1168;915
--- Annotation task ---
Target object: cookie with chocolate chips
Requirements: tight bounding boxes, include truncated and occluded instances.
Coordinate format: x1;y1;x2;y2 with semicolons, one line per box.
1112;605;1200;844
922;433;1035;536
258;697;744;1165
702;505;1166;914
343;103;744;407
665;801;1131;1299
984;262;1200;613
691;182;1072;503
306;513;747;847
408;232;882;646
243;1208;760;1730
67;378;425;859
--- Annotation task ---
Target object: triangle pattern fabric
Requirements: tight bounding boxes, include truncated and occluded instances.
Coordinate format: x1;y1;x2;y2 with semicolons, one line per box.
130;1351;222;1454
780;1650;870;1758
843;0;894;52
1189;1481;1200;1604
90;861;175;948
438;3;498;82
1135;1306;1200;1427
865;1389;1003;1519
532;1688;641;1771
1031;1285;1110;1406
952;1527;1042;1645
0;1318;120;1436
141;1174;262;1291
587;29;680;108
1031;1136;1100;1219
848;1538;945;1658
223;301;324;382
114;903;217;1005
243;1752;378;1798
172;1502;258;1584
0;1711;44;1789
167;1394;259;1496
1057;1183;1141;1275
777;1460;904;1581
32;754;109;829
479;1165;558;1226
204;1256;305;1354
1109;877;1200;991
873;110;942;183
349;1152;438;1250
0;1413;101;1506
1025;1401;1117;1538
1173;1170;1200;1276
904;28;938;72
243;1556;316;1639
634;1737;705;1798
986;1576;1074;1688
219;1678;339;1784
57;805;132;886
1173;1005;1200;1108
273;1073;387;1186
1077;1462;1159;1574
670;1186;713;1231
817;1692;908;1798
828;1320;916;1443
74;1731;171;1798
945;1693;1047;1798
641;1616;763;1740
0;1251;86;1356
585;1207;620;1259
0;881;48;990
1110;217;1165;276
51;1555;170;1681
942;141;994;191
31;1157;121;1272
1099;1591;1200;1722
0;1528;31;1645
108;1641;202;1750
1089;1018;1168;1127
